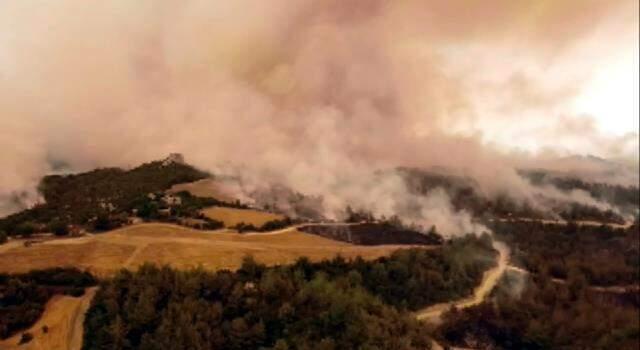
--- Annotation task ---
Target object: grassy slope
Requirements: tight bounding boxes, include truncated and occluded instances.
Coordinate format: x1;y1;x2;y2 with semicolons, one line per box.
0;223;412;276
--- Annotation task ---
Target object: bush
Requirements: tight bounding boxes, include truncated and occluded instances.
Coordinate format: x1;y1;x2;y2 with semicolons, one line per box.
66;287;86;297
202;219;224;230
0;231;7;244
259;218;292;231
92;213;126;232
19;332;33;344
15;223;36;237
49;220;69;236
233;222;259;233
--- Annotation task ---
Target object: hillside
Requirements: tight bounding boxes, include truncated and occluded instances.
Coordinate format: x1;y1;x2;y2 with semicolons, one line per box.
0;156;209;236
399;167;634;224
0;223;413;276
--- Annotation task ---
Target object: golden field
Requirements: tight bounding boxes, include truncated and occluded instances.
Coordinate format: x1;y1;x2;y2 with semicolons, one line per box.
201;206;285;227
168;178;235;202
0;223;416;349
0;223;409;277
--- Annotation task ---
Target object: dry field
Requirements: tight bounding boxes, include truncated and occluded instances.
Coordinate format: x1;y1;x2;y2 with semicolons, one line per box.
201;206;284;227
0;223;416;349
168;178;238;202
0;287;98;350
0;223;409;276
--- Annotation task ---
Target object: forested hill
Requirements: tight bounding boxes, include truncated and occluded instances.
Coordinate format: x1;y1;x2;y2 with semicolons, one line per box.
0;156;209;236
521;169;640;210
399;167;635;224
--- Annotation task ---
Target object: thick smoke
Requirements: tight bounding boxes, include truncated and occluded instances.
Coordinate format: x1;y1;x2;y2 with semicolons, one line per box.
0;1;638;235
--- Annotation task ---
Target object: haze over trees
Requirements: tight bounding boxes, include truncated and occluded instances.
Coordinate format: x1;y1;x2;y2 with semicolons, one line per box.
400;168;633;224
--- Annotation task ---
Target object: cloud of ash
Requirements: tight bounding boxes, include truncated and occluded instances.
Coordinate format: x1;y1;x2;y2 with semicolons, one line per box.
0;0;638;235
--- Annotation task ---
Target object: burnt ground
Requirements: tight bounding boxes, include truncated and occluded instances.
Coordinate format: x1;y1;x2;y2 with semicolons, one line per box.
298;223;443;246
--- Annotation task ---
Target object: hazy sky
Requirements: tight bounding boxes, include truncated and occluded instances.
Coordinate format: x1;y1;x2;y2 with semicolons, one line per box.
0;1;638;221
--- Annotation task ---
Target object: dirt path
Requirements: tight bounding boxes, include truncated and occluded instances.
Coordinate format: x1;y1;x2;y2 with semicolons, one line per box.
240;222;364;237
68;287;98;350
241;224;305;236
416;240;510;323
124;243;149;268
0;287;98;350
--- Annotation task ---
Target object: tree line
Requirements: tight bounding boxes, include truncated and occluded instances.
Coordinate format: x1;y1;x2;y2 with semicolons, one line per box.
83;235;496;349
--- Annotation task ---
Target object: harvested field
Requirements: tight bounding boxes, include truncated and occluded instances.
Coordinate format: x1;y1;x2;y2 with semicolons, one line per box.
0;223;412;276
201;206;284;227
0;287;98;350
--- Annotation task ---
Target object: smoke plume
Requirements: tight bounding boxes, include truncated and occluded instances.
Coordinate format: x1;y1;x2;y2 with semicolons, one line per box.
0;1;637;235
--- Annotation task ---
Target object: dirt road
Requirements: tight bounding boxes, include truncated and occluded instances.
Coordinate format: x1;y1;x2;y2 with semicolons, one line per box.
68;287;98;350
415;240;510;323
0;287;98;350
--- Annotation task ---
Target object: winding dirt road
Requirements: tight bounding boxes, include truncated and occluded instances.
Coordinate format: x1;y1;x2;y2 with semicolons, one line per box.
416;240;510;324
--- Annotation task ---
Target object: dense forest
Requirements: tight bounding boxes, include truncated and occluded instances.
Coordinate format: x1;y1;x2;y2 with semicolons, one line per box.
83;235;495;349
435;219;640;349
0;268;96;339
492;220;639;286
437;270;640;349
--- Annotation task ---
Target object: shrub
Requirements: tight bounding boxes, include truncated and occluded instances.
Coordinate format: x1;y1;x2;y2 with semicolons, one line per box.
259;218;292;231
15;223;36;237
202;219;224;230
49;220;69;236
19;332;33;344
233;222;259;233
67;287;86;297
